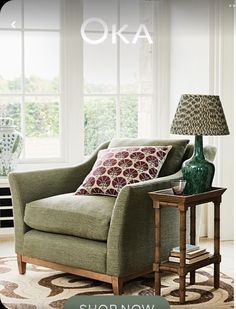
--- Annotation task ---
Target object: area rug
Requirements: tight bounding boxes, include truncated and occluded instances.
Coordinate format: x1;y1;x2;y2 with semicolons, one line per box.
0;257;234;309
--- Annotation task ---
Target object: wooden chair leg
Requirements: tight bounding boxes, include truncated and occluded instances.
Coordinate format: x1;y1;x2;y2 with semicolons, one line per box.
17;255;26;274
111;277;123;295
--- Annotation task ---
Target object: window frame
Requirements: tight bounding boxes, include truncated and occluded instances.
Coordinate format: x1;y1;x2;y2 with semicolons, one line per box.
83;0;156;153
0;0;64;163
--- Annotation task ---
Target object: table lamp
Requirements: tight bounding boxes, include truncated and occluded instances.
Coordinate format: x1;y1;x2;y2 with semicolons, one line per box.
170;94;229;194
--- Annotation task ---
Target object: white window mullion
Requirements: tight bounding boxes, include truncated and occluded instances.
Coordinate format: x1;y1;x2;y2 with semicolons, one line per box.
116;42;121;138
83;93;153;97
21;0;26;159
62;0;84;163
116;0;121;138
59;0;65;163
0;93;61;96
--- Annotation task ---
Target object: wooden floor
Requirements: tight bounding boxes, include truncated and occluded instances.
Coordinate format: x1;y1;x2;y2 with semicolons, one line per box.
199;237;234;278
0;234;234;278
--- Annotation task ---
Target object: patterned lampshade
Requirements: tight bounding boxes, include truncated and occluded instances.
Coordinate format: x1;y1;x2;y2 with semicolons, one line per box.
170;94;230;136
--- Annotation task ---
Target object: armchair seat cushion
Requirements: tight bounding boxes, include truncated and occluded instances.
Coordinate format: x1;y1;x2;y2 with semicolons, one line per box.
24;193;116;241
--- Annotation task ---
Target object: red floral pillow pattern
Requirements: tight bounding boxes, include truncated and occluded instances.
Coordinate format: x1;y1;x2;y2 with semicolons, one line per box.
75;146;172;197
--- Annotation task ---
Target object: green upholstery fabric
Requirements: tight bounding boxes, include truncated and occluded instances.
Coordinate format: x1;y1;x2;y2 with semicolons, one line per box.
107;171;182;276
9;141;109;253
24;193;115;241
108;138;189;177
23;230;107;274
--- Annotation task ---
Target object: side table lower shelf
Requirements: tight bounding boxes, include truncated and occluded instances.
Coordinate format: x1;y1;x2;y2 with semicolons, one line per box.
153;254;221;274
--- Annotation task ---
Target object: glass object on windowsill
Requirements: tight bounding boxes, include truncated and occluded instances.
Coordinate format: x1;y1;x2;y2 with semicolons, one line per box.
0;117;23;176
171;180;186;195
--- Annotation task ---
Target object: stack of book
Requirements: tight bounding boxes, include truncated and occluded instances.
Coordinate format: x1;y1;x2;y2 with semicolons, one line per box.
169;244;210;264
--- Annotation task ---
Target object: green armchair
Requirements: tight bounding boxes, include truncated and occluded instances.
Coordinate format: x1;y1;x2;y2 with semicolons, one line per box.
8;138;216;295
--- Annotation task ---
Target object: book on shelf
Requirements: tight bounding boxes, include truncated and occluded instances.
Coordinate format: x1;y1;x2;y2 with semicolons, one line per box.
168;252;210;264
170;248;206;258
172;244;200;253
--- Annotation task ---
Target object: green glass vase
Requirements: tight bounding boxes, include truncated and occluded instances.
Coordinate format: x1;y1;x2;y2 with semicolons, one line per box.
182;136;215;195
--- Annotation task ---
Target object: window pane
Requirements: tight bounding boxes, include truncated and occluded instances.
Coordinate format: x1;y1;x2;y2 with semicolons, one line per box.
83;0;117;31
120;96;153;138
25;96;60;158
84;96;116;155
137;96;153;137
120;0;141;32
0;0;22;29
0;31;22;93
84;34;117;94
120;0;155;32
24;0;60;30
120;95;138;138
0;96;21;130
120;35;153;94
24;32;60;93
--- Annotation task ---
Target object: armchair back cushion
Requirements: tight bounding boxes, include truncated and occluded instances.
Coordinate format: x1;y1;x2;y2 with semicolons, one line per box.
108;138;189;176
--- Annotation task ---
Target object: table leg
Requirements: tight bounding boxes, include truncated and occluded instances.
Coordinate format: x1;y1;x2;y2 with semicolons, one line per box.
179;209;186;304
180;275;186;304
190;206;196;285
190;271;195;286
154;205;161;295
214;201;220;289
155;271;161;295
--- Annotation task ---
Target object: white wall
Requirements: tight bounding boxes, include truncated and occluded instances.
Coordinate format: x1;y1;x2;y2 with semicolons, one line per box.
169;0;210;122
169;0;234;240
208;0;234;241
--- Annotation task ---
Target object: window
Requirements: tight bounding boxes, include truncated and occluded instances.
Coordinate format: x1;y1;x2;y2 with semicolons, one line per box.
83;0;157;155
0;0;61;160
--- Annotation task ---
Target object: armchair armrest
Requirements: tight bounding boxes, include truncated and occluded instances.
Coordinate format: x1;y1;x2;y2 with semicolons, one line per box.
8;141;109;253
107;171;182;276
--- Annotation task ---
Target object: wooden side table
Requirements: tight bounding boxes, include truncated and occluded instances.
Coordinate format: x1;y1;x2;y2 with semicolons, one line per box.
149;187;226;304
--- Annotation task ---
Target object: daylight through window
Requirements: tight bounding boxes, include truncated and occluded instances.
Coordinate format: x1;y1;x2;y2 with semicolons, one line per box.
83;0;157;155
0;0;61;160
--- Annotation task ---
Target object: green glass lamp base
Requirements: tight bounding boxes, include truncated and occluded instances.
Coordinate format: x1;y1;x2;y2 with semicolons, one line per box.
182;136;215;195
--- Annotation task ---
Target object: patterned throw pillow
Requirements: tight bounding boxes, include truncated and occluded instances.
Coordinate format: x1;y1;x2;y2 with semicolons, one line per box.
75;146;172;197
